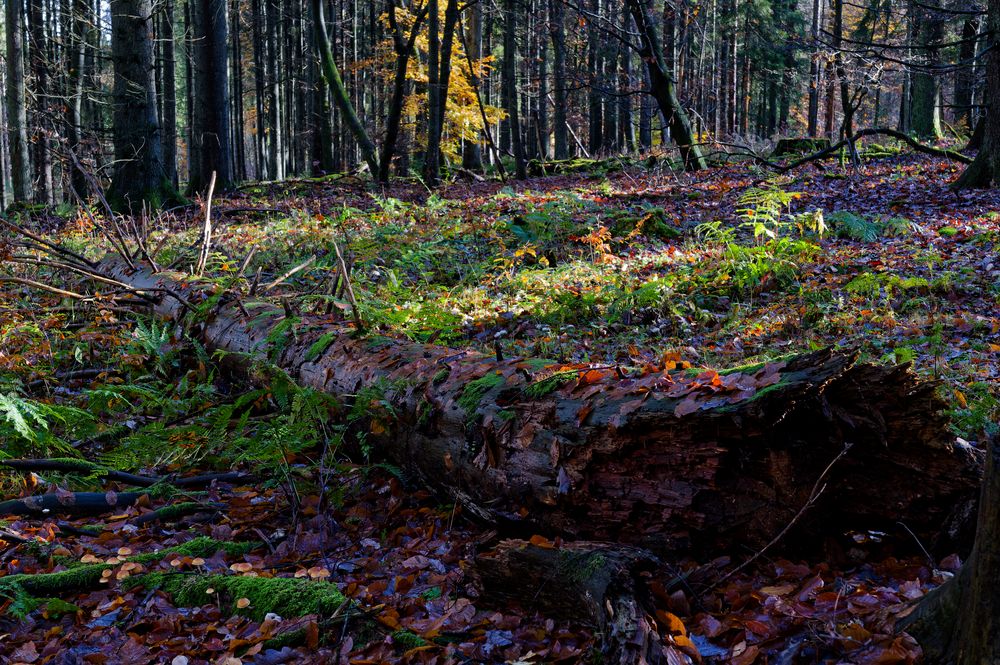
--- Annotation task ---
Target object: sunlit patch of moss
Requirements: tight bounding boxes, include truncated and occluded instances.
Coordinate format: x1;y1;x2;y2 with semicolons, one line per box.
523;371;575;399
458;372;505;418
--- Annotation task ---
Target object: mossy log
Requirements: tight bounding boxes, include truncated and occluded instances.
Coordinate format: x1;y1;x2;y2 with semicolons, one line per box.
0;537;256;615
772;137;831;157
475;539;689;665
101;258;981;556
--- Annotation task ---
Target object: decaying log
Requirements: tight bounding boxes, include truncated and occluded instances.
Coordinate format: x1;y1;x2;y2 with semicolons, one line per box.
101;257;981;556
0;458;253;488
475;539;691;665
0;491;144;517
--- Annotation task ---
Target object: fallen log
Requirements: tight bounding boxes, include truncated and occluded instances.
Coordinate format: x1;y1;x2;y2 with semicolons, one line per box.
0;458;253;488
101;257;981;555
0;491;144;517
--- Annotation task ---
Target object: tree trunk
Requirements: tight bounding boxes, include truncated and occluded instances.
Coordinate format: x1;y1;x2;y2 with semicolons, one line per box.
65;0;89;199
5;0;31;203
27;0;54;205
462;0;485;170
311;0;379;174
191;0;232;192
380;2;428;183
910;4;944;139
898;434;1000;664
503;0;527;179
161;0;178;189
107;0;176;211
953;18;980;131
626;0;707;170
954;0;1000;188
549;0;569;159
100;259;981;557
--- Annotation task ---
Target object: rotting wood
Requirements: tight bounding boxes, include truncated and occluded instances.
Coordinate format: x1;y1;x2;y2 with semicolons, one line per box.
100;257;982;556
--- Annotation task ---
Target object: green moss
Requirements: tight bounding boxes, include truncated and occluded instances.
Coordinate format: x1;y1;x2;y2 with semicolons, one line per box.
391;629;429;649
522;371;575;399
457;372;505;418
938;226;959;237
134;573;347;622
39;598;81;618
0;537;257;615
746;379;788;401
432;368;451;385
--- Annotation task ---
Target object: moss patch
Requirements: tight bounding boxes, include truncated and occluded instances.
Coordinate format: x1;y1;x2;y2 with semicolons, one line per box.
523;371;575;399
133;573;348;622
0;537;257;617
457;372;505;418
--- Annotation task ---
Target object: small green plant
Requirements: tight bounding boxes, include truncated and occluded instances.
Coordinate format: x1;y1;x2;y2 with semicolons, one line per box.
736;184;801;241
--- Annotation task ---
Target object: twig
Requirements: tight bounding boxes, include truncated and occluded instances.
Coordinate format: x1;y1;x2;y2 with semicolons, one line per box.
331;239;364;331
263;255;317;292
195;171;218;276
0;276;92;301
715;442;854;587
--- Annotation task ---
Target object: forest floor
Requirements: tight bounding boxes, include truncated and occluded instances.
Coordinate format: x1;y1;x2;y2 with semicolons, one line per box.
0;152;997;663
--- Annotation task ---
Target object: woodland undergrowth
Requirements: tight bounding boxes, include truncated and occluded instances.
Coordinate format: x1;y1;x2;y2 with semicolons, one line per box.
0;151;997;663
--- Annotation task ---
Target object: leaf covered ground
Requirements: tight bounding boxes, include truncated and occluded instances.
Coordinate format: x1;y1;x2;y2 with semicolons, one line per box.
0;152;997;663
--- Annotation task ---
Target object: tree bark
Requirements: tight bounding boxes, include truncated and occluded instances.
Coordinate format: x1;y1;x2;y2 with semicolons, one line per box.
626;0;707;171
107;0;176;212
191;0;232;193
549;0;569;159
5;0;31;203
898;435;1000;664
100;259;981;557
954;0;1000;188
311;0;379;175
503;0;527;179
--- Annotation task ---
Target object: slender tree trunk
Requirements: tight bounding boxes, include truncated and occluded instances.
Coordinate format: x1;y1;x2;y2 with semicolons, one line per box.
380;2;427;183
503;0;527;178
549;0;569;159
162;0;178;189
587;0;603;154
4;0;31;202
251;0;267;179
911;3;943;139
267;0;284;180
65;0;88;199
807;0;821;136
107;0;175;211
462;0;485;170
27;0;53;204
954;18;980;131
311;0;378;174
626;0;707;170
